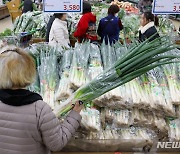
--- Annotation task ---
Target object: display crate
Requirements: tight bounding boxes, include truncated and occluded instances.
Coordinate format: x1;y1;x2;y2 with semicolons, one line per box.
0;4;9;19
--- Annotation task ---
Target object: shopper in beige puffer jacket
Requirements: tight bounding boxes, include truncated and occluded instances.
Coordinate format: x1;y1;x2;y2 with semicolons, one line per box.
0;45;83;154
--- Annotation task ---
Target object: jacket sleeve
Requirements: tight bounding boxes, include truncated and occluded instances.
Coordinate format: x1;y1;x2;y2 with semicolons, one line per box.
118;19;123;30
38;103;82;152
97;20;102;37
74;17;89;38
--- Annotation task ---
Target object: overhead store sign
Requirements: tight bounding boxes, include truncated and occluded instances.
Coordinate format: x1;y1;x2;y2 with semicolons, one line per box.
152;0;180;14
43;0;82;13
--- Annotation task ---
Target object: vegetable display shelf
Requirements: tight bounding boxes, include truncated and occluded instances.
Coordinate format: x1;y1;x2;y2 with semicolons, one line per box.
0;4;9;19
60;139;152;152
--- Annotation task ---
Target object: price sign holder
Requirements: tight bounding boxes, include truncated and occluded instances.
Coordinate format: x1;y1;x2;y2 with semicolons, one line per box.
43;0;83;13
152;0;180;14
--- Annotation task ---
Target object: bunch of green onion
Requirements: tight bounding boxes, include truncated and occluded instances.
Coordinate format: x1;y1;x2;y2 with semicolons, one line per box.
56;36;180;117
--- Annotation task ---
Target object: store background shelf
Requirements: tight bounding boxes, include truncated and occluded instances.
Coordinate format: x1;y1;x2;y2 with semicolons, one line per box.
0;4;9;19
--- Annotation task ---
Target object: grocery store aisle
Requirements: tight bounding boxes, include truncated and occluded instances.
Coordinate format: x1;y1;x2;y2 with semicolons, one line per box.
0;16;13;33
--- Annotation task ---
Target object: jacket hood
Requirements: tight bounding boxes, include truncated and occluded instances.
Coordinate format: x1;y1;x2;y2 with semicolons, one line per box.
0;89;43;106
55;18;67;26
85;12;96;22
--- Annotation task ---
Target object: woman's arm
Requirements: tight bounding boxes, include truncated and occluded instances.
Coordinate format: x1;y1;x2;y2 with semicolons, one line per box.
118;19;123;30
38;102;82;152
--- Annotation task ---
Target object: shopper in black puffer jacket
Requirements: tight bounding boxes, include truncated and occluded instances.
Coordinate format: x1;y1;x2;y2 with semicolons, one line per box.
139;12;159;42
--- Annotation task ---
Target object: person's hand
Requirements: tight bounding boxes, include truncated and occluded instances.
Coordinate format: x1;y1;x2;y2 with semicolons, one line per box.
72;100;84;113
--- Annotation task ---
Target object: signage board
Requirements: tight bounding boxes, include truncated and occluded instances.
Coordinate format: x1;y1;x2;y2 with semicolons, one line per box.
44;0;82;13
153;0;180;14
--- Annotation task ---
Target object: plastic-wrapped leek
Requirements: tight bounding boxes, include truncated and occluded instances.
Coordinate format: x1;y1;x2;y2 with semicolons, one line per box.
55;50;73;101
69;43;90;90
56;36;180;117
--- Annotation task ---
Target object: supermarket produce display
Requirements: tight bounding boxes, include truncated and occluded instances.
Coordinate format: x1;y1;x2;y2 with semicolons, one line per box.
13;11;50;38
25;39;180;151
0;0;180;152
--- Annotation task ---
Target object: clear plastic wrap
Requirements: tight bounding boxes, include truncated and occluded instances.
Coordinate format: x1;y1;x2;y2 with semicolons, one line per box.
69;43;90;90
55;50;73;101
88;43;103;80
153;115;168;133
80;107;101;132
169;119;180;141
148;69;175;116
163;63;180;105
104;108;132;127
129;78;151;109
13;11;50;38
38;50;58;109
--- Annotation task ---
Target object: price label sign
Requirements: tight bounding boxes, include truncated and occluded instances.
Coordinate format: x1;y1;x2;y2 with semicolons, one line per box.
152;0;180;14
44;0;82;13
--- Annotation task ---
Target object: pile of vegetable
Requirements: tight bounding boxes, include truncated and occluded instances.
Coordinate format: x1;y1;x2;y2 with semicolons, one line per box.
111;0;139;14
27;38;180;148
13;11;51;38
0;29;12;37
57;36;180;116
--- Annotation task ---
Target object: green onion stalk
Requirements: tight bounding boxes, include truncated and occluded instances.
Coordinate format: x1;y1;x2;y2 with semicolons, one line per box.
69;43;90;90
163;63;180;105
56;36;180;117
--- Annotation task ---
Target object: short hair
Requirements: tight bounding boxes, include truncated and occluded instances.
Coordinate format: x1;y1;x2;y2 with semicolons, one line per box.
0;45;36;89
54;13;64;19
108;5;120;15
143;11;159;26
83;2;91;14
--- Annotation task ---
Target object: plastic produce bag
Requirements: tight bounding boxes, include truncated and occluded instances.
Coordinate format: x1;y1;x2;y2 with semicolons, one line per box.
55;50;73;101
80;107;101;132
169;119;180;141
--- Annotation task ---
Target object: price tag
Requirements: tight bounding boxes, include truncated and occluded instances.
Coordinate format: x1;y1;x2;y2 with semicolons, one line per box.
152;0;180;14
43;0;82;13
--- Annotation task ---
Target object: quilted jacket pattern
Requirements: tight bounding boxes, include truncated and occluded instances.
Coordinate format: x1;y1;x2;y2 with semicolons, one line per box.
0;100;81;154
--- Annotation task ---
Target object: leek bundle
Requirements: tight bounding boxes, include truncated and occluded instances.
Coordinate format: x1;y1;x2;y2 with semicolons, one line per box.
27;43;61;109
56;36;180;117
80;108;101;132
69;43;90;90
55;50;73;101
169;119;180;141
163;63;180;105
38;50;58;109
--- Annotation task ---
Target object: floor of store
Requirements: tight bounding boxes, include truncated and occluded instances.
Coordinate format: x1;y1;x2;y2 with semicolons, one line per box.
0;16;12;33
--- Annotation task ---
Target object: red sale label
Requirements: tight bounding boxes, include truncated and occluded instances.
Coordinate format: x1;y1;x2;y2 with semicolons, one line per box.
44;0;82;13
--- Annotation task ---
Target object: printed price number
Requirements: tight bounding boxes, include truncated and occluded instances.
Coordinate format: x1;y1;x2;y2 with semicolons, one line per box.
64;5;80;11
173;5;180;12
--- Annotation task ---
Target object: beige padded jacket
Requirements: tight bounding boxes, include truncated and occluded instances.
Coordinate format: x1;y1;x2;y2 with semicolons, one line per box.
0;100;82;154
